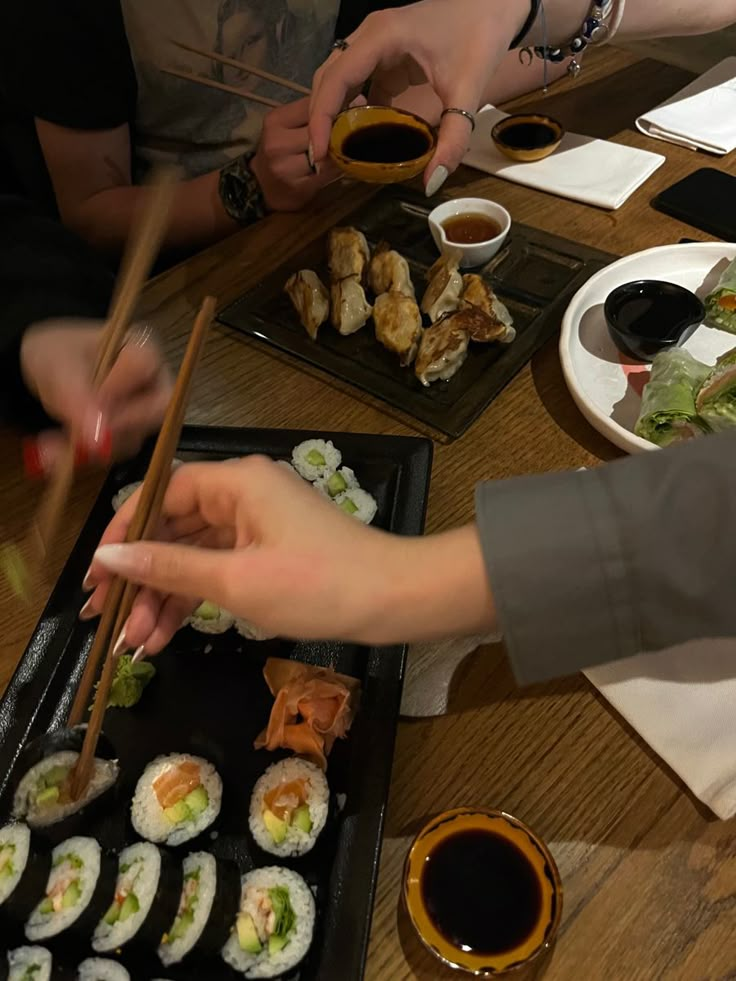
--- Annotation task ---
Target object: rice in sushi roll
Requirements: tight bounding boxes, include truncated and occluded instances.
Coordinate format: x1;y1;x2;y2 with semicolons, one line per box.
291;439;341;481
131;755;222;847
335;487;377;525
93;842;180;953
222;867;315;978
111;482;142;512
7;946;52;981
234;618;274;642
313;466;358;500
25;837;110;942
249;759;328;858
158;852;239;966
77;959;130;981
184;601;235;635
12;752;119;830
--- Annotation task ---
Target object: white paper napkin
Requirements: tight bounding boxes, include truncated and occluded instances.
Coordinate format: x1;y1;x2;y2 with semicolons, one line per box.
636;57;736;156
463;106;665;211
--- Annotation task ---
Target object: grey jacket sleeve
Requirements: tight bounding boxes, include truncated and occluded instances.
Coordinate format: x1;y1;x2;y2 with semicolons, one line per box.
475;431;736;685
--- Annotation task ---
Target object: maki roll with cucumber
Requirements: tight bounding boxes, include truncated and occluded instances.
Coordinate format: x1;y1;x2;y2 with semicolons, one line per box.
92;842;180;953
25;837;114;942
185;601;235;635
6;947;53;981
335;487;377;524
77;959;130;981
0;823;51;924
313;466;358;500
131;755;222;847
158;852;240;966
291;439;341;481
222;867;315;978
12;753;118;832
249;759;328;858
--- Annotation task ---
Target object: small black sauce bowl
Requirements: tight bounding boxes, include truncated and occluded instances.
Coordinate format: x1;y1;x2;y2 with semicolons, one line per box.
604;279;705;362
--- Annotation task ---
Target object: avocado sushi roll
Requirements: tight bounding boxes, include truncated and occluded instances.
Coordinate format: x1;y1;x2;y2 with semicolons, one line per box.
25;837;113;942
7;946;53;981
249;759;328;858
131;754;222;847
291;439;341;481
185;601;235;635
222;867;315;978
0;823;51;925
12;752;119;832
335;487;377;525
158;852;240;966
92;842;180;953
77;959;130;981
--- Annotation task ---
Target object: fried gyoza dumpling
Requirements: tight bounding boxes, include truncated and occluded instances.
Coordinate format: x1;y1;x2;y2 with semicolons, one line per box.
414;312;470;386
368;243;415;299
421;255;463;323
373;291;423;366
327;226;370;282
330;275;373;336
284;269;330;340
461;274;516;344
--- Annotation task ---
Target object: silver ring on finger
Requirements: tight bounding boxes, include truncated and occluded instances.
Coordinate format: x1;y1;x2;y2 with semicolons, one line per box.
440;107;476;132
331;38;349;52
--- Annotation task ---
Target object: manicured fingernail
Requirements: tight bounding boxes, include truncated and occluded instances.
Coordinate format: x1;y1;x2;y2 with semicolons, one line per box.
425;164;449;198
307;141;315;169
83;410;112;461
82;566;94;591
112;625;129;658
22;438;47;479
131;645;146;664
79;598;97;621
94;543;144;577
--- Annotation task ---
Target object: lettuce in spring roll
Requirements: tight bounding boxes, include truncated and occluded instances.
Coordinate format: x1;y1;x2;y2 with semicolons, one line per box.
705;256;736;334
634;348;711;447
695;345;736;432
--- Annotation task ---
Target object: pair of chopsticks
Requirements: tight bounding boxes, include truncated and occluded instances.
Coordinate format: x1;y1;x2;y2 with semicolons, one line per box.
34;168;178;561
69;295;216;798
161;39;310;109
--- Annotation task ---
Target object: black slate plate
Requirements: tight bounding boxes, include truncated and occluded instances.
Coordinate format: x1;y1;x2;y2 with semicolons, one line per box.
0;425;433;981
218;189;616;438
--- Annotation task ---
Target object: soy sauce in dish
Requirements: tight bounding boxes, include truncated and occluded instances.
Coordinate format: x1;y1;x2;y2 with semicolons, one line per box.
499;121;557;150
614;292;696;338
442;213;501;244
341;122;431;164
421;829;542;956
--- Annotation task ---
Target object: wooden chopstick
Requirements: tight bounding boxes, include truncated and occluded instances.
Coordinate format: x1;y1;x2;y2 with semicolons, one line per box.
34;169;177;558
171;39;311;96
69;295;216;797
160;67;281;109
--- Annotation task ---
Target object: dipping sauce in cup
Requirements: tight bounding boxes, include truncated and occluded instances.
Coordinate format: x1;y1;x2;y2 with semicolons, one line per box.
404;808;562;976
329;105;436;184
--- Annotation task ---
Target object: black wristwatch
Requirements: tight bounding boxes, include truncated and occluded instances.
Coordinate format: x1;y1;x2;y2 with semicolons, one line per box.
218;151;269;226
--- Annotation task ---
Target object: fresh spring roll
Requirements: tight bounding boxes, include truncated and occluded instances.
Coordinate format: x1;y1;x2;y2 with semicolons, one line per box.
25;837;115;943
0;823;51;925
705;256;736;333
6;946;53;981
695;346;736;432
249;759;329;858
158;852;240;966
634;348;711;447
92;842;181;953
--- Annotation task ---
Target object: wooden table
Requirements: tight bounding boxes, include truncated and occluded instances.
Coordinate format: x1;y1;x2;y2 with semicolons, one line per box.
2;47;736;980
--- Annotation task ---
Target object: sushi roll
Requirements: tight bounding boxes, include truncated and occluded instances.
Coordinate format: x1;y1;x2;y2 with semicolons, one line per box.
25;837;114;942
291;439;341;482
184;601;235;635
92;842;180;953
77;959;130;981
313;466;358;500
7;946;53;981
111;482;142;512
335;487;377;525
0;823;51;924
222;867;315;978
249;759;328;858
158;852;240;966
233;618;275;642
131;754;222;847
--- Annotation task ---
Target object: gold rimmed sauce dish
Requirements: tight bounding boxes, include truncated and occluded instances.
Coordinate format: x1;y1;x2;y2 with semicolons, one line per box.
329;105;436;184
491;113;564;163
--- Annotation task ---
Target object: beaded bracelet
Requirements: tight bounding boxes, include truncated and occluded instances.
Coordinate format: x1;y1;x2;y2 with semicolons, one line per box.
521;0;618;78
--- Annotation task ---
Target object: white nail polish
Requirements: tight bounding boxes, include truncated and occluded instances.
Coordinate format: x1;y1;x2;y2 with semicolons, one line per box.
82;566;94;591
131;645;146;664
79;598;97;621
425;165;449;198
112;627;129;658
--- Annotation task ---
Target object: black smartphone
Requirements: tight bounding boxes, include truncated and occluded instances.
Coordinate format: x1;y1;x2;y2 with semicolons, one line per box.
651;168;736;241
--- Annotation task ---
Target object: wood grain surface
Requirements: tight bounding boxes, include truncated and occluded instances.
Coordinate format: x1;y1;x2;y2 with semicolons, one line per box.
2;47;735;980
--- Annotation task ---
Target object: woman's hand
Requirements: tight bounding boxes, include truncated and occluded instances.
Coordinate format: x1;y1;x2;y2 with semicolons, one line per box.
83;456;495;656
20;319;172;474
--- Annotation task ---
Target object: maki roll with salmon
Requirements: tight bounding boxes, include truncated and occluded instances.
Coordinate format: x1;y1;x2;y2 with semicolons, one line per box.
0;823;51;924
131;755;222;847
222;867;315;978
92;842;180;953
77;959;130;981
25;837;114;943
6;946;53;981
249;759;328;858
158;852;240;966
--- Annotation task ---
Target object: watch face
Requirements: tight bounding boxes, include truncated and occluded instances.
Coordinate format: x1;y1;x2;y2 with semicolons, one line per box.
220;156;267;225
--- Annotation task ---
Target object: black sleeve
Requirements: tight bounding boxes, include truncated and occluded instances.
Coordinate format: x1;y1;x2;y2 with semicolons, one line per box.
0;0;136;130
0;196;115;429
335;0;415;39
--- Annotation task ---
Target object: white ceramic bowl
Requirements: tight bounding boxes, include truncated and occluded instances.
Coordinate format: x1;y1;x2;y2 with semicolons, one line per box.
428;197;511;269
